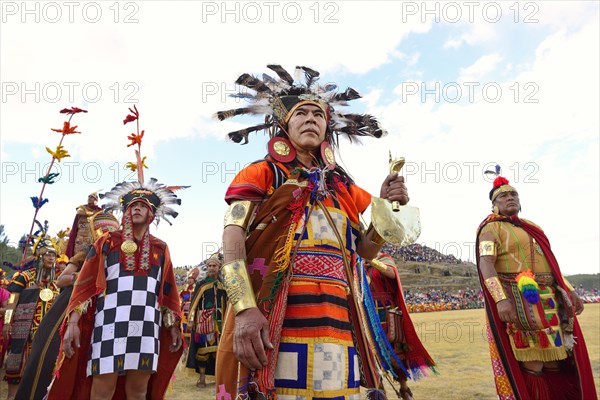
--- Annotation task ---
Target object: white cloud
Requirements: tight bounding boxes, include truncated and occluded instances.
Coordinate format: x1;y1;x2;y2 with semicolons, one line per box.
458;53;503;82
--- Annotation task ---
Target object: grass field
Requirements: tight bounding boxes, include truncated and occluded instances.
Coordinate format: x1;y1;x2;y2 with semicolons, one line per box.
3;304;598;399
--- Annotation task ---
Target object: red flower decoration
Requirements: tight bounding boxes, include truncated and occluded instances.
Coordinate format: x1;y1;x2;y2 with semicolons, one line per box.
123;105;139;125
60;107;88;115
127;130;144;147
51;121;81;135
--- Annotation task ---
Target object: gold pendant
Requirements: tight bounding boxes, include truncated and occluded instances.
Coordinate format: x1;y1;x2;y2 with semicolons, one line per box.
121;240;138;255
39;288;54;302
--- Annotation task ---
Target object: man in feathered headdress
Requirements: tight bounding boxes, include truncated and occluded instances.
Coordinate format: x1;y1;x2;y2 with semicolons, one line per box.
47;106;186;400
476;168;596;399
215;65;409;399
2;238;60;399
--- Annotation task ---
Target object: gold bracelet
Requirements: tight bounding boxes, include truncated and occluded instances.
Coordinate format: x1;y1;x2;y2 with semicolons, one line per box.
370;259;388;274
4;309;13;325
484;276;508;303
162;307;179;329
479;241;497;256
221;259;257;315
366;223;386;246
224;201;255;230
7;293;17;305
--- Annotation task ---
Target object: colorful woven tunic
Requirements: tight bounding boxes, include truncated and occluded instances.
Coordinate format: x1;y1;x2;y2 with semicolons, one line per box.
4;265;59;384
216;159;375;399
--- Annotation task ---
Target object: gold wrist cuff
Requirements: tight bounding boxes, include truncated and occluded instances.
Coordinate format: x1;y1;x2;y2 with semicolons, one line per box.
73;298;91;315
479;241;497;256
224;201;255;230
370;259;388;274
4;309;13;325
7;293;17;305
484;276;507;303
221;259;257;315
162;307;180;329
367;223;386;246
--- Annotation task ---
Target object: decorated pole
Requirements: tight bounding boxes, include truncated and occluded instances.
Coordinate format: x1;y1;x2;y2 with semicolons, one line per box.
22;107;87;261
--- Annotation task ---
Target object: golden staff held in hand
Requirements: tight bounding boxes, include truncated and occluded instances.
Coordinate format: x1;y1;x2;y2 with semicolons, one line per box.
389;151;405;212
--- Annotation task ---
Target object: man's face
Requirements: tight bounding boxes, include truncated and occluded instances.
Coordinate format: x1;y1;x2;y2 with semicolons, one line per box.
287;104;327;153
206;261;219;278
187;277;195;285
88;195;97;205
494;190;520;216
130;201;151;226
42;251;56;268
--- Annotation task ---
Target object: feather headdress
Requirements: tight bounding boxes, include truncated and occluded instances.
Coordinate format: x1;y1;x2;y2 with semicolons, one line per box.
216;64;387;145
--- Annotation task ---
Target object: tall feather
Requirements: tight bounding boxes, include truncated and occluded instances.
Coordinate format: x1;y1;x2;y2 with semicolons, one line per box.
332;87;361;102
214;108;252;121
297;66;320;88
227;123;272;144
267;64;294;85
235;74;272;93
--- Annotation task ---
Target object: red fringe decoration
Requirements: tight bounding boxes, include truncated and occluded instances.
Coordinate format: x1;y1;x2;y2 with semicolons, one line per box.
514;330;529;349
537;331;550;348
522;370;551;399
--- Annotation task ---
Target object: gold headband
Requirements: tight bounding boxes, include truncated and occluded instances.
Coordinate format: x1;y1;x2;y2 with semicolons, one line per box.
491;184;517;202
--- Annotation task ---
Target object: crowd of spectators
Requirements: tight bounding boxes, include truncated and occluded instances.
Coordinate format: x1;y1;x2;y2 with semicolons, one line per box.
403;288;484;312
575;285;600;303
382;243;464;264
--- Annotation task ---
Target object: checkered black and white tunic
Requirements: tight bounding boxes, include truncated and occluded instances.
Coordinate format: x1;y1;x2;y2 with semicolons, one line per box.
87;255;162;376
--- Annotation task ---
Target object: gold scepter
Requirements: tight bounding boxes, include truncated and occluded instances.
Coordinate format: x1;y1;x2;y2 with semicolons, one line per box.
389;151;405;212
370;152;421;247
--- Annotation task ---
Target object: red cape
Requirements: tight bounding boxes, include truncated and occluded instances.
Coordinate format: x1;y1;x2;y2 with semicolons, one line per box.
476;214;596;400
47;231;183;400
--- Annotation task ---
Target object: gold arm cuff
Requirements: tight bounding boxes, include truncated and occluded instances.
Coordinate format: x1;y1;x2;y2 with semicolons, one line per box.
563;277;575;292
7;293;17;305
73;298;92;315
366;223;386;246
4;309;13;325
370;259;388;274
484;276;508;303
224;201;255;230
221;259;257;315
161;307;180;329
479;241;497;256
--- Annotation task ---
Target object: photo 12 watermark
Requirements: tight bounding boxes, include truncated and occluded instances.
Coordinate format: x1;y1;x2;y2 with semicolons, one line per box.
399;81;539;104
200;1;340;24
1;81;140;104
399;1;539;24
402;161;540;184
1;1;140;23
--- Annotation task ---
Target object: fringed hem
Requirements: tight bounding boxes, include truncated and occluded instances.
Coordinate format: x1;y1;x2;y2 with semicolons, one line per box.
512;346;568;362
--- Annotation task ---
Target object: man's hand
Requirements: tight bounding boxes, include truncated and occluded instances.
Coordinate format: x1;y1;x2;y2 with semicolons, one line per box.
169;325;182;352
569;291;584;315
497;299;518;323
63;323;81;358
233;307;274;370
380;173;409;204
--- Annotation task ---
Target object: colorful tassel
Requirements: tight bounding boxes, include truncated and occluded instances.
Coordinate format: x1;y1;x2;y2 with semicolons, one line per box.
516;270;540;304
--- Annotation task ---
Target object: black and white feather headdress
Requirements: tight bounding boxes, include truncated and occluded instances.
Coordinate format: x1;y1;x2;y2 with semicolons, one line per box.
216;64;387;145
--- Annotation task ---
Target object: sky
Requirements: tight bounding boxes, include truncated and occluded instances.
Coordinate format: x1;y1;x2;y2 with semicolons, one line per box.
1;1;598;275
